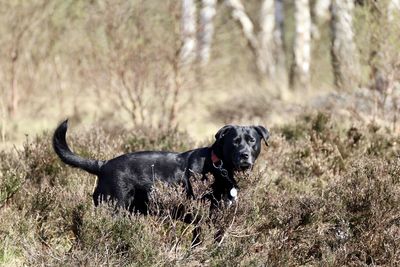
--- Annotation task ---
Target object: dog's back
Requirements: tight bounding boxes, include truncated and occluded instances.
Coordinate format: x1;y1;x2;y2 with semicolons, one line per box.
53;120;195;211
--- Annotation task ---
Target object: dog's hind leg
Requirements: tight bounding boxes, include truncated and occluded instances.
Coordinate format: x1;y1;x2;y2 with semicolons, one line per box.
183;175;195;199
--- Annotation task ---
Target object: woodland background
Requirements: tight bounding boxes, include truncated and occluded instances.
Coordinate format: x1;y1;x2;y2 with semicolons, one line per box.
0;0;400;266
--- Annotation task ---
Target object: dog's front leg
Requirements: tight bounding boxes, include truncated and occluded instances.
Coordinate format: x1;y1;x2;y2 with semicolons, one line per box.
183;171;195;198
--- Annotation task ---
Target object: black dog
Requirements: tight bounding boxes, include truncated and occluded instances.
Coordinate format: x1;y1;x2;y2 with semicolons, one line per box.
53;121;269;241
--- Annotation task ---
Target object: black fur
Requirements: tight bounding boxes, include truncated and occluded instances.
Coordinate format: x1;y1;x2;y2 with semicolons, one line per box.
53;120;269;216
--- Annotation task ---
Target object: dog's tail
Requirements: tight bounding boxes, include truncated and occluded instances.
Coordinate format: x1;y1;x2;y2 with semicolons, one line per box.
53;120;104;175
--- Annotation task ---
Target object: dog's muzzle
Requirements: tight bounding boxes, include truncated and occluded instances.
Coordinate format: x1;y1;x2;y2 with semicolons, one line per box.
234;155;254;171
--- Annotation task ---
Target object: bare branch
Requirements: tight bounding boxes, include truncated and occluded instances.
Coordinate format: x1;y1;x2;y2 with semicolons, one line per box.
224;0;260;58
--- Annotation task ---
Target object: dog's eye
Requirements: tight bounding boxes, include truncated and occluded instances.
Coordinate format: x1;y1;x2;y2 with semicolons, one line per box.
246;136;256;143
234;138;241;145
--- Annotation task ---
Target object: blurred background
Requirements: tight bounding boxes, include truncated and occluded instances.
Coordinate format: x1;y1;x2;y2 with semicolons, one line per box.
0;0;399;149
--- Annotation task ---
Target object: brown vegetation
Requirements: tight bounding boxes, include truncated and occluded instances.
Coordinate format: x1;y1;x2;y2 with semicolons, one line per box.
0;0;400;265
1;112;399;265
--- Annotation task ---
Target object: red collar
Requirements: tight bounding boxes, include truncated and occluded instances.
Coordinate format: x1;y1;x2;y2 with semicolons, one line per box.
211;150;221;164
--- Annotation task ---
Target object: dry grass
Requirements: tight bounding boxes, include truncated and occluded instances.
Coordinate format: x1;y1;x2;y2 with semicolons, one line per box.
0;112;399;266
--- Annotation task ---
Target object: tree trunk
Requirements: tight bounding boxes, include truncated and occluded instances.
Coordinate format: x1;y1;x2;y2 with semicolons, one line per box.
275;0;285;35
314;0;331;22
311;0;331;40
258;0;275;76
258;0;288;91
330;0;359;90
180;0;197;65
274;0;288;91
290;0;311;90
198;0;217;65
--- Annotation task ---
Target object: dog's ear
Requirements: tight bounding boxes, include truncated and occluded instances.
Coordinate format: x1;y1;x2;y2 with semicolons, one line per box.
253;126;270;146
215;125;234;140
212;125;234;159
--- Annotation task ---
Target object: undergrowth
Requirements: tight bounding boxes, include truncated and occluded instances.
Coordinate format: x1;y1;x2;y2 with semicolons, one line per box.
0;112;399;266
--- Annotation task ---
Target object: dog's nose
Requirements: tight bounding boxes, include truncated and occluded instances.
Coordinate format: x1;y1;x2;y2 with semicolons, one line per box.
240;152;249;160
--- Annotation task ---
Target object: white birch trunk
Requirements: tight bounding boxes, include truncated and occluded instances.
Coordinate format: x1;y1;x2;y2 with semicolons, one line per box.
290;0;311;90
275;0;285;35
330;0;359;90
274;0;288;91
314;0;331;22
180;0;197;64
258;0;287;89
311;0;331;39
258;0;275;75
198;0;217;65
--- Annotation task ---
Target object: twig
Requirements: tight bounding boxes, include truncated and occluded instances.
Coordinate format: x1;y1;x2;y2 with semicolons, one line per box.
217;201;239;246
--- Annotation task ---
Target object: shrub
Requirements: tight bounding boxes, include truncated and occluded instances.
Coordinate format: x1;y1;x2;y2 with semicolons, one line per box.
0;114;399;265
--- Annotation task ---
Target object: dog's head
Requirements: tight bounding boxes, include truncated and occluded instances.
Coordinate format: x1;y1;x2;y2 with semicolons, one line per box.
212;125;270;172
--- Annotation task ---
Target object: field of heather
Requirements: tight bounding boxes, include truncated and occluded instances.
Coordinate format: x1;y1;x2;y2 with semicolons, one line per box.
1;1;399;266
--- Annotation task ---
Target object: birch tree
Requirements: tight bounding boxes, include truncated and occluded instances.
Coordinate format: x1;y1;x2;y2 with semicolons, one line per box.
314;0;331;22
198;0;217;65
258;0;287;88
180;0;197;64
330;0;359;90
311;0;331;39
290;0;311;90
258;0;276;75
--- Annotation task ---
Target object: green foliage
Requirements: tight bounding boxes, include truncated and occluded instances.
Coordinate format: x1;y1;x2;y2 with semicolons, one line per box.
0;169;23;208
